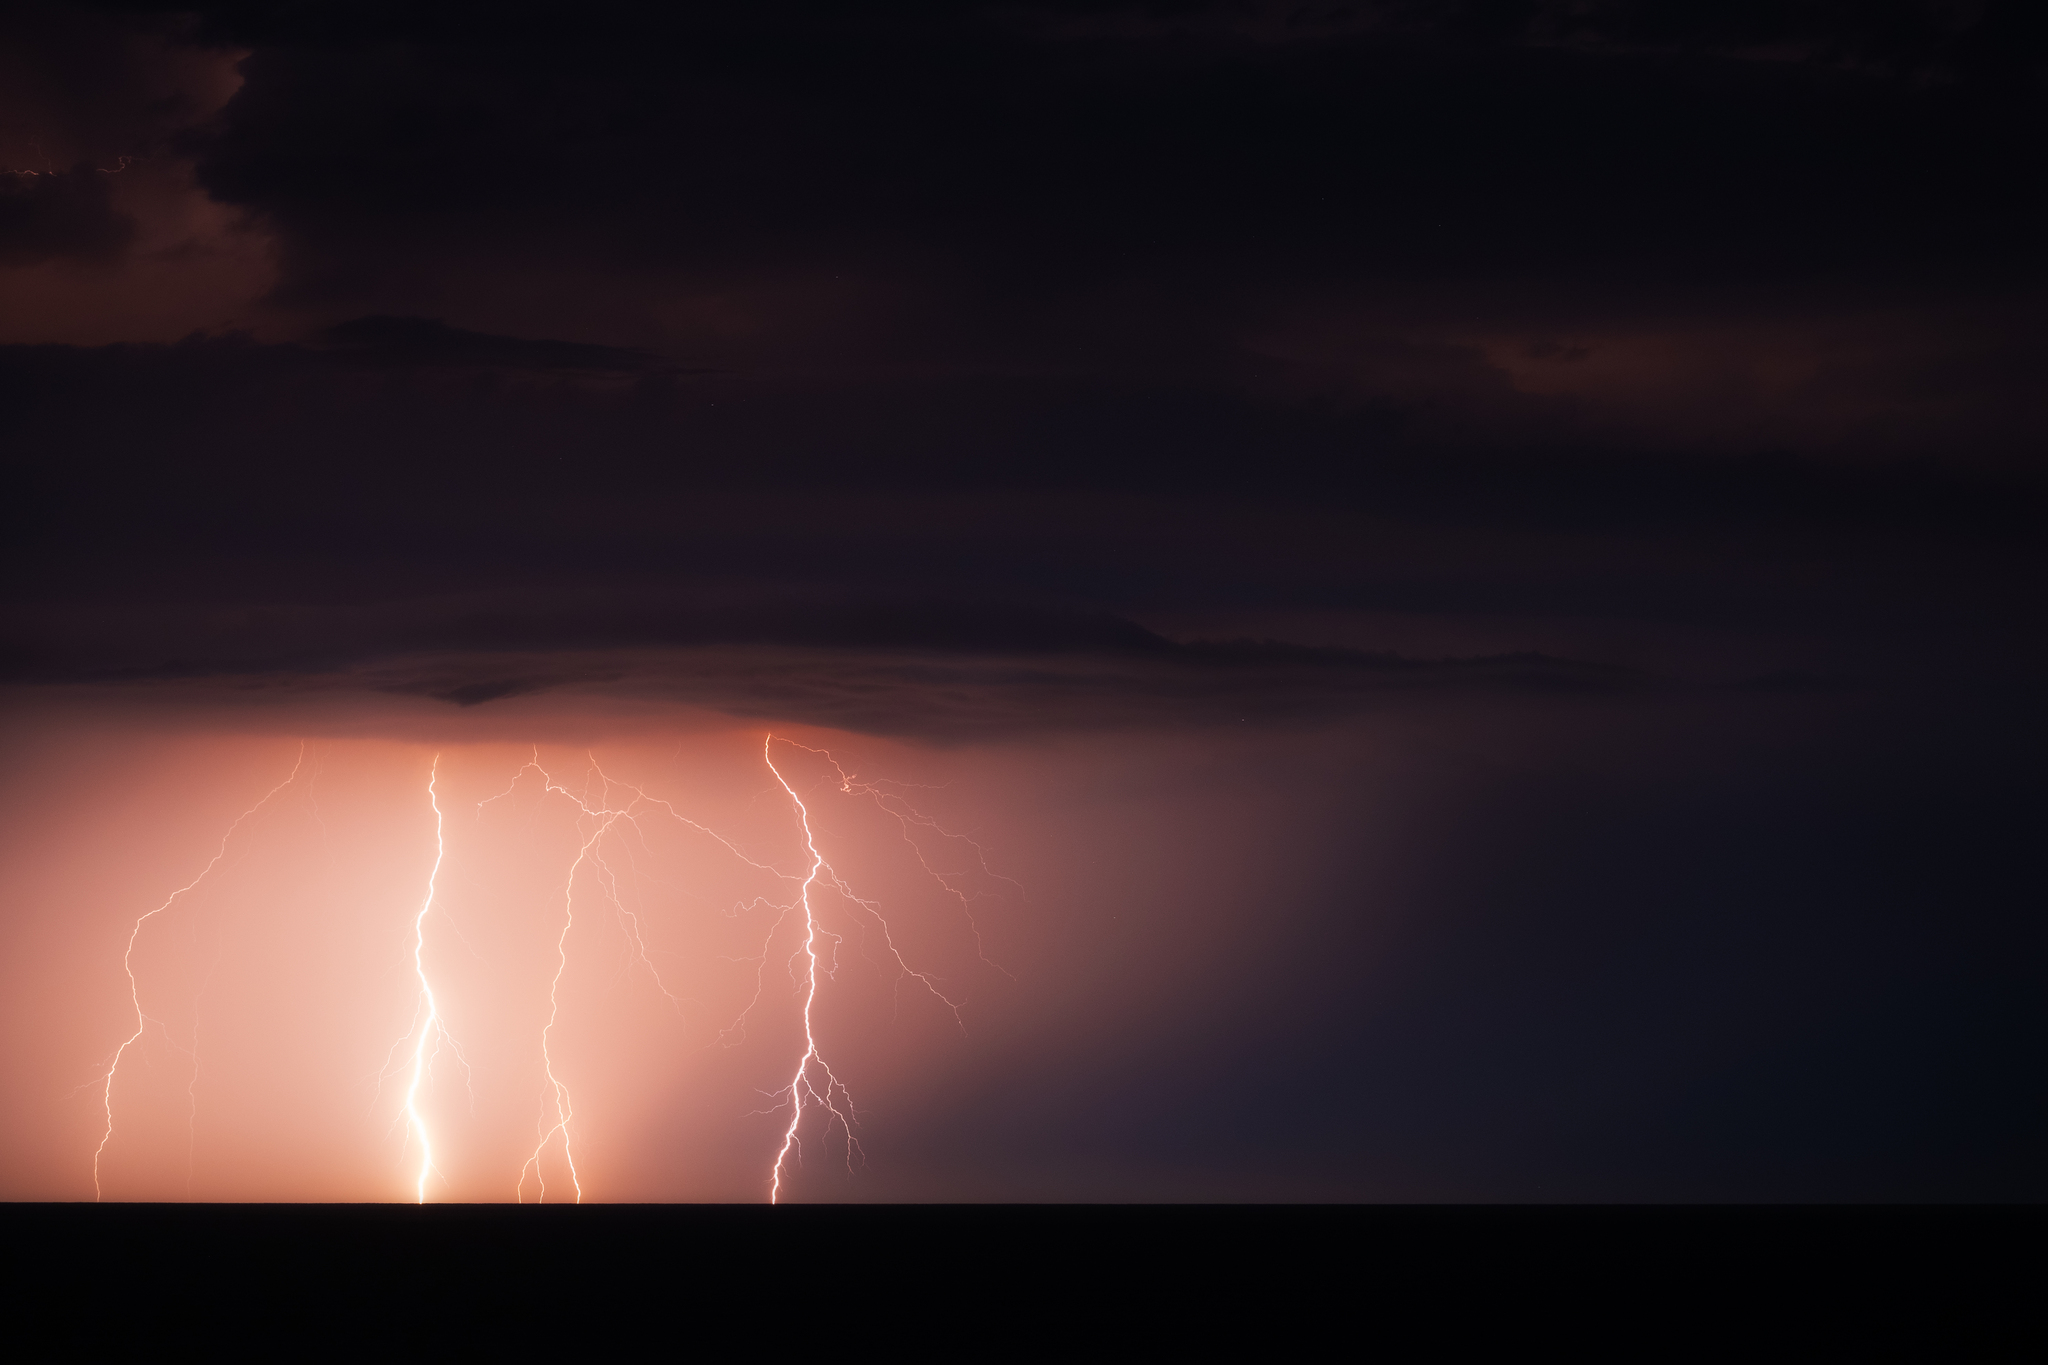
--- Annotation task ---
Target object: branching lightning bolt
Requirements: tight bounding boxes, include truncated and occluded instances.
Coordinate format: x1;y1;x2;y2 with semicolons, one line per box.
751;733;1014;1202
762;735;857;1203
779;737;1018;991
89;735;1013;1202
93;744;306;1201
397;755;452;1203
515;768;618;1206
482;750;701;1202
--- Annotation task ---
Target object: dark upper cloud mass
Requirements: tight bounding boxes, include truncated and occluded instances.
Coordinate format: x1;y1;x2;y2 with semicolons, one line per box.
0;326;2036;732
227;7;2044;310
0;2;2043;1197
0;165;134;264
0;0;2037;794
315;315;666;374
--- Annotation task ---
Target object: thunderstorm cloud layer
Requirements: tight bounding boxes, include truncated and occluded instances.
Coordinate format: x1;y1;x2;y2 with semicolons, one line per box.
0;1;2042;1201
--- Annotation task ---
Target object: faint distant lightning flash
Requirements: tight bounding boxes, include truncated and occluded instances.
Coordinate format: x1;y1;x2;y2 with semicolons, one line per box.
482;751;713;1203
515;763;630;1205
397;756;452;1203
93;745;306;1201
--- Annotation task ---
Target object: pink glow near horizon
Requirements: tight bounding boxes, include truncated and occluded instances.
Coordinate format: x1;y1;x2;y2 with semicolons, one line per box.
78;730;1017;1203
93;745;308;1200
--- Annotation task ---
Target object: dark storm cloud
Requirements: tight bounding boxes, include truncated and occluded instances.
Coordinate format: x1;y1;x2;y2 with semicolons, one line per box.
0;2;228;166
3;326;2036;735
179;0;2036;291
0;588;1177;680
0;573;1643;736
1102;0;2048;80
39;0;2020;475
316;316;666;374
0;3;2040;716
0;165;133;264
0;4;244;279
3;330;2037;573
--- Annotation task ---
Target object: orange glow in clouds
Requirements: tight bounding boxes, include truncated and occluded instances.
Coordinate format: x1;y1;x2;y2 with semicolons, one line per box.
73;729;1017;1203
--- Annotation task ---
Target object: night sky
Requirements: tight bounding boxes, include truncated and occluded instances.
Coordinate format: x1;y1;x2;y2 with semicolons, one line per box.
2;1;2044;1201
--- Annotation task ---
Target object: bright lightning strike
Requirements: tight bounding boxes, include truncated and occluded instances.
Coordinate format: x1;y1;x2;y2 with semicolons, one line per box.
762;734;858;1203
398;756;452;1204
90;734;1013;1202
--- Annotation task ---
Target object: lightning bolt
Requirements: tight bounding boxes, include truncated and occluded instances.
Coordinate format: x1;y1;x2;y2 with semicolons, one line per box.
752;734;1011;1201
490;737;997;1202
90;734;1013;1202
777;737;1018;991
93;744;305;1201
488;750;747;1202
513;759;627;1205
762;734;855;1203
398;756;452;1203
